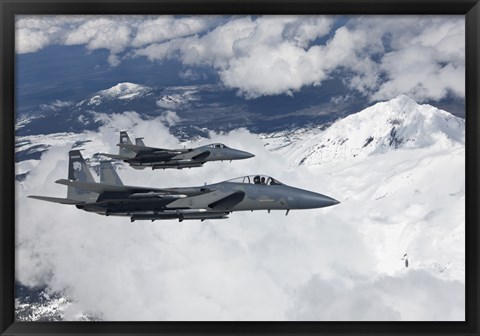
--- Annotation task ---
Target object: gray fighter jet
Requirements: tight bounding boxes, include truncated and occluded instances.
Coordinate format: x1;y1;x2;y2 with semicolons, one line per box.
100;131;254;170
29;150;339;222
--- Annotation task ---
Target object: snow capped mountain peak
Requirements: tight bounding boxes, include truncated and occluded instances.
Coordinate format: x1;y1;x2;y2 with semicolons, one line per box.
81;83;153;106
271;95;465;167
99;82;152;100
382;94;420;113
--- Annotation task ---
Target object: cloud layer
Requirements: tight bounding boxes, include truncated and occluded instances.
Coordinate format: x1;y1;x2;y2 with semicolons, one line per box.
289;270;464;321
16;15;464;102
16;111;464;321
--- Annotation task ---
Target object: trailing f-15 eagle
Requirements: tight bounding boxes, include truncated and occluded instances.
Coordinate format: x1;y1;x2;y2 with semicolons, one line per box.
99;131;255;170
29;150;340;222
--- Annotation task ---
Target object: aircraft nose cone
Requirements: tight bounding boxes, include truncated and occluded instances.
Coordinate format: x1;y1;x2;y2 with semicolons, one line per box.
234;150;255;160
297;191;340;209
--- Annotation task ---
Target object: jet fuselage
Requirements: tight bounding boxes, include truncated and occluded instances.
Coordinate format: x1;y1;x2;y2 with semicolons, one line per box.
126;146;254;169
76;179;339;220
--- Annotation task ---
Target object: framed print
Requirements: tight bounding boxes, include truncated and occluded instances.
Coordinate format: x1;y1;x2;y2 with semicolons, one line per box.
1;0;479;335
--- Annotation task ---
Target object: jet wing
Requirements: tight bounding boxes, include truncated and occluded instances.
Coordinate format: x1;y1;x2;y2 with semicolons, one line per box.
117;143;188;155
191;150;210;161
98;153;131;160
28;195;85;205
55;179;214;196
208;190;246;211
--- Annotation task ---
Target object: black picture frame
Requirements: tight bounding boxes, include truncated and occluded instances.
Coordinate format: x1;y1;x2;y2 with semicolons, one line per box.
1;1;479;335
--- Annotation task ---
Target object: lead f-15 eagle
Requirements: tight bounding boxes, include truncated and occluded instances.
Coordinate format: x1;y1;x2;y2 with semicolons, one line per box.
99;131;254;170
29;150;340;222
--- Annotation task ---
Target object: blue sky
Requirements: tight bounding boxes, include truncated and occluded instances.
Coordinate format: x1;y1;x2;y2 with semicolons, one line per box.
16;15;465;106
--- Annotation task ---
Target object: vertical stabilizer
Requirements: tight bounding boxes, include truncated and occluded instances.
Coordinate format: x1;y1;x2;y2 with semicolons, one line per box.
68;150;95;182
100;161;124;186
67;150;98;202
119;131;136;158
120;131;132;145
135;137;145;146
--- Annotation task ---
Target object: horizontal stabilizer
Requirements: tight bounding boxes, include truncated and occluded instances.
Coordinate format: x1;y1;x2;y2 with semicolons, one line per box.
98;153;131;160
28;195;85;205
135;138;145;147
56;179;142;193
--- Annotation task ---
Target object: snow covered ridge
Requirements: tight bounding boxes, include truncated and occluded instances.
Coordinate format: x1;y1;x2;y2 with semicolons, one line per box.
156;90;200;110
16;114;44;131
78;82;203;108
268;95;465;166
15;283;100;321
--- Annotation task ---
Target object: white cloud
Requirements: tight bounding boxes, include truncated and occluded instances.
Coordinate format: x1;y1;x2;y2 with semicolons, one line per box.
107;54;121;67
15;16;86;54
220;44;324;98
64;18;132;54
134;16;258;67
178;68;206;81
16;15;211;65
283;16;334;48
373;46;465;101
132;15;464;102
15;111;464;321
348;16;465;102
288;270;464;321
131;16;213;48
135;16;335;98
158;110;182;126
16;15;464;101
40;100;74;112
15;28;50;54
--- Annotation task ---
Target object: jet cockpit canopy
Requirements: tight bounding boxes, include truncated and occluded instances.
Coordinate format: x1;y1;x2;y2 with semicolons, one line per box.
227;175;283;185
206;143;228;149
